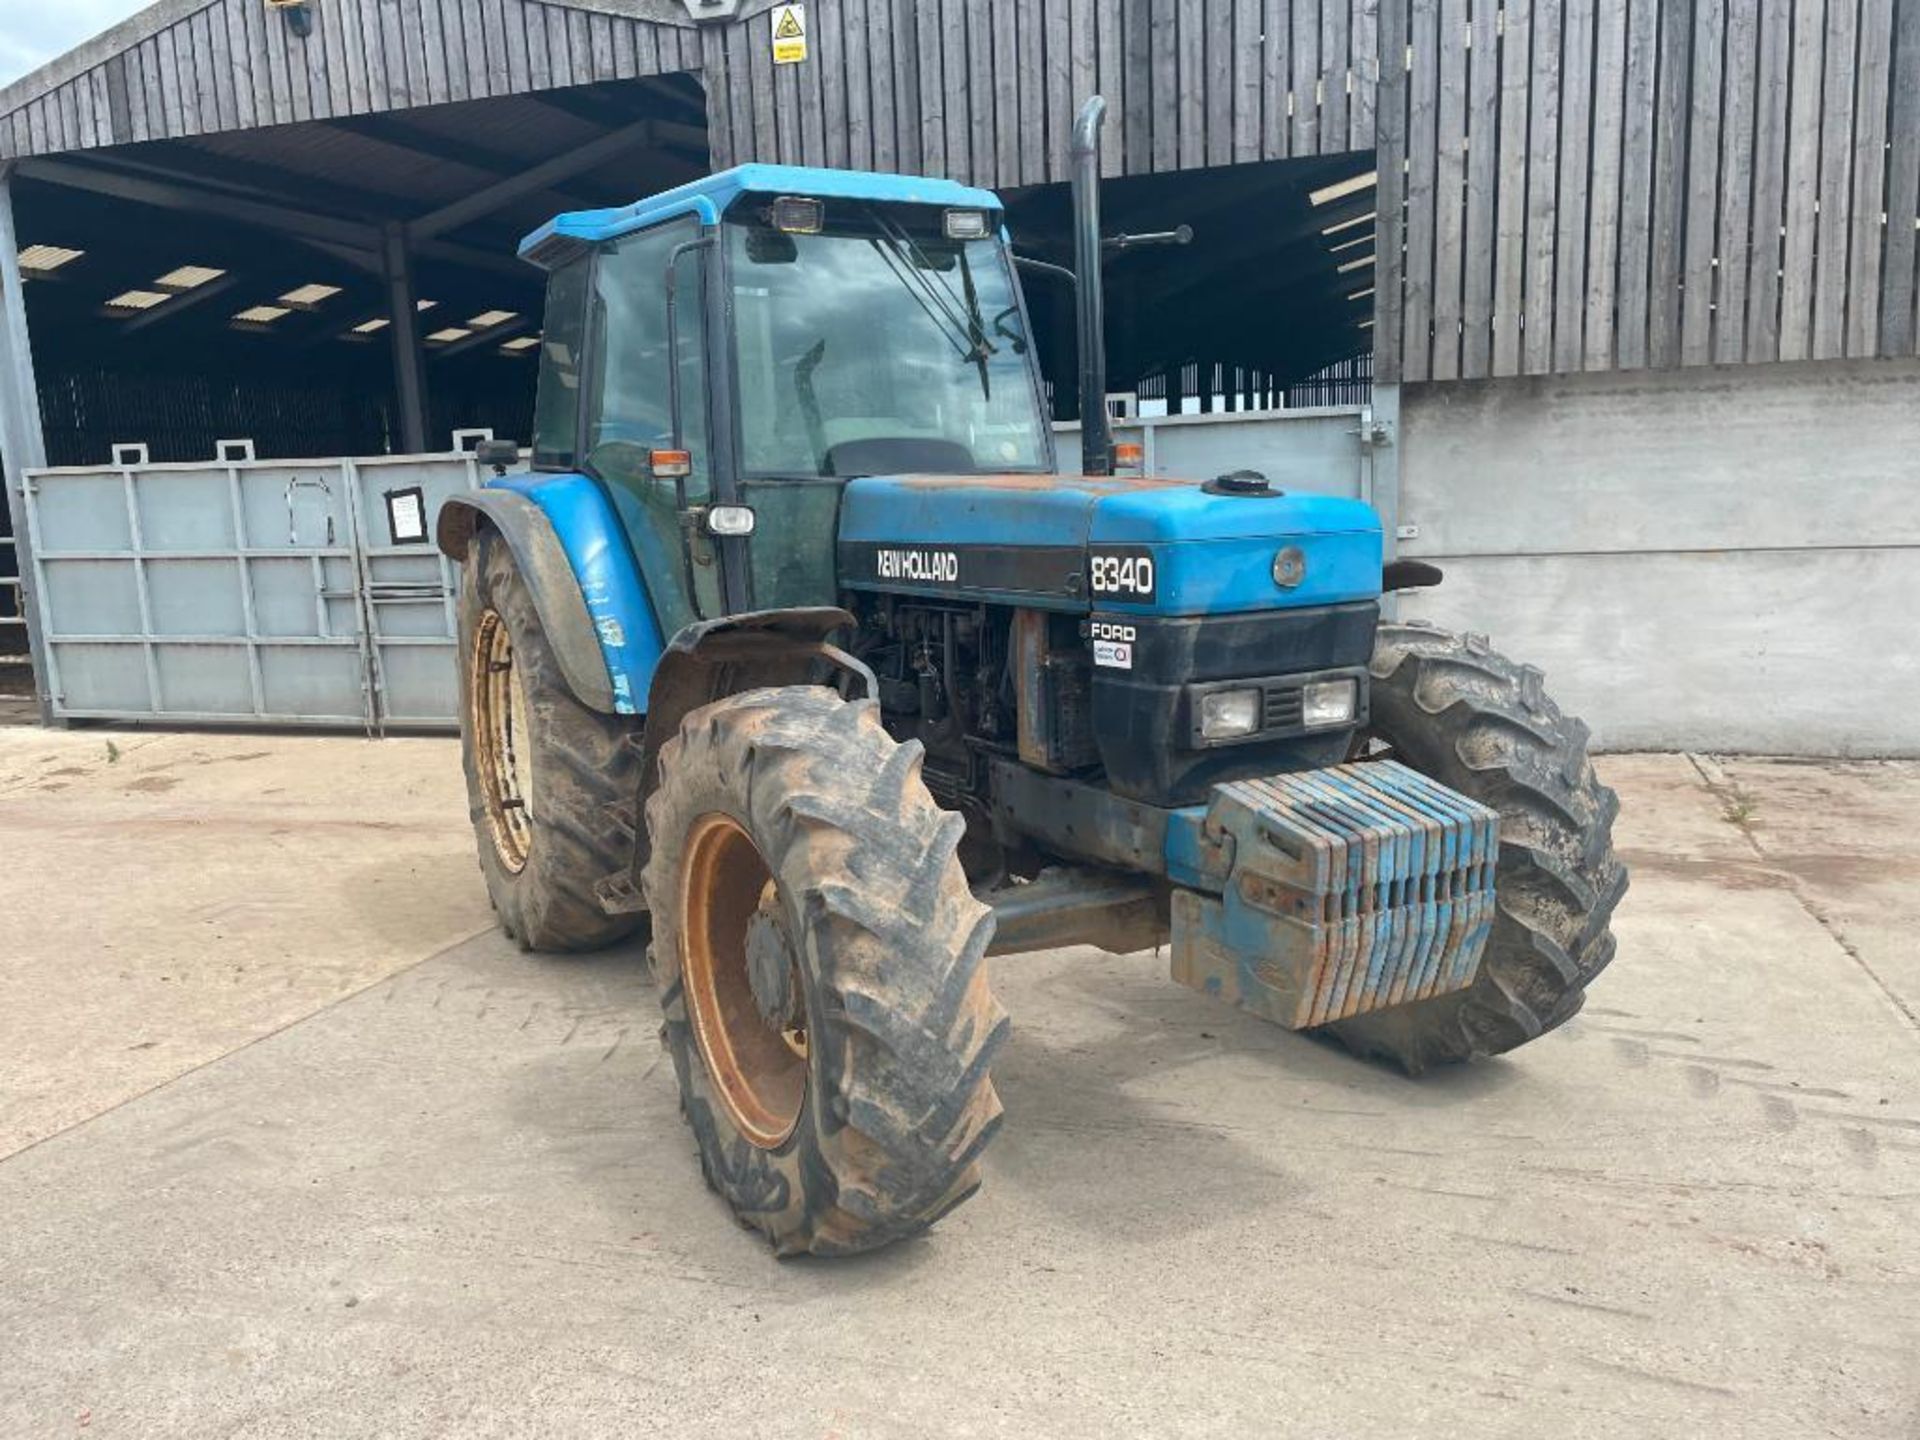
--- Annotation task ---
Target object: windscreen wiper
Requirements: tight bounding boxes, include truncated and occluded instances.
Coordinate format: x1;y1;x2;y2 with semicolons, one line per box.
864;207;997;384
865;235;974;360
956;246;993;399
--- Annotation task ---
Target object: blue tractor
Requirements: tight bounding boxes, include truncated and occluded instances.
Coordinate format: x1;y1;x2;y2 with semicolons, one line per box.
438;101;1625;1256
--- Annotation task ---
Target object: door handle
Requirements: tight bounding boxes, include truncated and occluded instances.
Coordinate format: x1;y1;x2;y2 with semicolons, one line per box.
285;476;338;547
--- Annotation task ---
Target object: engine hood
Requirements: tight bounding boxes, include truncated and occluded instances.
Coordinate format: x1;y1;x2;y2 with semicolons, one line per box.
835;473;1383;616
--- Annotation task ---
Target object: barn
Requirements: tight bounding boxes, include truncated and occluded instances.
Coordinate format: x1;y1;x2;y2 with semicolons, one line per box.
0;0;1916;750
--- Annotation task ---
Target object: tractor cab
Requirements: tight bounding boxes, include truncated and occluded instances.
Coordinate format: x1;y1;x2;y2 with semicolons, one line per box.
517;165;1053;639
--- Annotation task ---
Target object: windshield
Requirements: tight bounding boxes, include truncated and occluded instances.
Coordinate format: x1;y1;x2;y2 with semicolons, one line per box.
726;207;1051;477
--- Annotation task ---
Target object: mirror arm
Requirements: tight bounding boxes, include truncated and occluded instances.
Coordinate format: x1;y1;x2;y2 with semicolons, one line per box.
1013;254;1079;289
1103;224;1195;254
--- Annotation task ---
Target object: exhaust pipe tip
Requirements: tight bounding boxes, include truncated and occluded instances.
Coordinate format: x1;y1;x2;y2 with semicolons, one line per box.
1071;94;1108;156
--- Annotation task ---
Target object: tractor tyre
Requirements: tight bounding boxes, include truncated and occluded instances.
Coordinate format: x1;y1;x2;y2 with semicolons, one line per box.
456;528;645;953
1320;622;1628;1073
643;686;1007;1256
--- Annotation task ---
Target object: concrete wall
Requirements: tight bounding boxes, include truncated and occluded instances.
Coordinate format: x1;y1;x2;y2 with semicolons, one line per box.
1395;358;1920;756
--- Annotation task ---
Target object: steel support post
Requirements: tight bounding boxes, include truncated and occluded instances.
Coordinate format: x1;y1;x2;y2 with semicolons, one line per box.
0;165;57;724
383;222;430;455
1363;380;1404;620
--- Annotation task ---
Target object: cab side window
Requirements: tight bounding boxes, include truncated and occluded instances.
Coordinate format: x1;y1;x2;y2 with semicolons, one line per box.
587;220;710;499
532;258;591;471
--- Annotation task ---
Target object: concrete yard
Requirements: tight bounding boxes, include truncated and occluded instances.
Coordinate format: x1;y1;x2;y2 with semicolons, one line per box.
1;730;1916;1438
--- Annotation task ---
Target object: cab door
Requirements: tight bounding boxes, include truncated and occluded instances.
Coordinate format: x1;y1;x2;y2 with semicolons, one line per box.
586;218;727;629
531;218;724;638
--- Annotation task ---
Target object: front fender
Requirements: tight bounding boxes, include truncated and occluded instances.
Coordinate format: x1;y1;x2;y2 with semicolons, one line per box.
639;606;859;763
615;607;858;889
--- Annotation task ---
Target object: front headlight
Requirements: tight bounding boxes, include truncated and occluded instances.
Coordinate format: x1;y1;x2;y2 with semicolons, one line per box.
1199;688;1261;740
1302;678;1358;728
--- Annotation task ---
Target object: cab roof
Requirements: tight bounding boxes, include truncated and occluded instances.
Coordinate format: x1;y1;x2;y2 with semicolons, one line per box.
518;163;1005;266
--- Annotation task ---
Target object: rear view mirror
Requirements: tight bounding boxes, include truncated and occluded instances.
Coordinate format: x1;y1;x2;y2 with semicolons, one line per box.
474;438;520;475
744;227;798;265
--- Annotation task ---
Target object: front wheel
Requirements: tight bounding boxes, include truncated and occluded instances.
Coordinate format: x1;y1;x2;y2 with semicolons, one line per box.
1318;622;1628;1072
643;686;1007;1256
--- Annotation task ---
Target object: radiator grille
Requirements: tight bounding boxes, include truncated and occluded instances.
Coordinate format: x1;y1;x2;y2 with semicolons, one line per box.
1260;684;1305;730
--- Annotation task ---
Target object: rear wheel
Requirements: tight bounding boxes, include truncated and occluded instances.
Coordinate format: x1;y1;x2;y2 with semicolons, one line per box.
1319;622;1628;1072
456;529;644;952
644;686;1007;1256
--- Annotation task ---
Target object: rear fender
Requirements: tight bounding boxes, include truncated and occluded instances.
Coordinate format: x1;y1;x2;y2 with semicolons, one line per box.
438;479;664;716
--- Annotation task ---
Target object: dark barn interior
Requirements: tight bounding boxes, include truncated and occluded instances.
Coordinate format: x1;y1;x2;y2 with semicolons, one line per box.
9;74;712;465
1005;151;1377;418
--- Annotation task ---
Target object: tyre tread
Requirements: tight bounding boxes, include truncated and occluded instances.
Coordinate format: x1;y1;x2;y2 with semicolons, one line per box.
1323;623;1628;1071
643;685;1004;1255
455;530;644;953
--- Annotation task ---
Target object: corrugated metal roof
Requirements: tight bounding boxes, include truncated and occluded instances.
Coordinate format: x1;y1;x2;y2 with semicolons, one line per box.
0;0;709;164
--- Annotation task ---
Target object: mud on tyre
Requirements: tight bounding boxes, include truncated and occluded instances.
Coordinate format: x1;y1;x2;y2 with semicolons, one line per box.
456;527;645;953
1320;622;1628;1072
643;685;1007;1257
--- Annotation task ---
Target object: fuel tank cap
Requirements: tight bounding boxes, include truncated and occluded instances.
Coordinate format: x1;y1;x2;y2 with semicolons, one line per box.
1203;469;1282;497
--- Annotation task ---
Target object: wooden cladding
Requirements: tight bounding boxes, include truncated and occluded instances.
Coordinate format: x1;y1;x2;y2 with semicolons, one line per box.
3;0;1915;381
1377;0;1920;380
0;0;702;158
701;0;1382;184
0;0;1383;178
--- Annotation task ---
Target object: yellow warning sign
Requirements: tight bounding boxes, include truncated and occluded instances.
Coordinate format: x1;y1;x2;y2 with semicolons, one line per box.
772;3;808;64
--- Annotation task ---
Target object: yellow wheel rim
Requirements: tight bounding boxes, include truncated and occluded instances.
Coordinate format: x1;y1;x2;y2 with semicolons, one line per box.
680;813;808;1149
471;608;534;874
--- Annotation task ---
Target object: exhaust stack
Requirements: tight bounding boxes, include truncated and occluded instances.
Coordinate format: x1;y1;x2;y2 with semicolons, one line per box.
1070;96;1111;477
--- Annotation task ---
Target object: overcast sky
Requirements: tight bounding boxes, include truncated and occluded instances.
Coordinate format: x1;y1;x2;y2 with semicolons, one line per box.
0;2;150;89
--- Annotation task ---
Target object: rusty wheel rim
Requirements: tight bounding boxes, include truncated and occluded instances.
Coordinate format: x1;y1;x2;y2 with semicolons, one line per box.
471;608;533;875
680;813;808;1149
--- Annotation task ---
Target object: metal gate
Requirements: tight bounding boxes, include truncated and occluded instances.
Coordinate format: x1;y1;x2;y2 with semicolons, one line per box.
18;405;1404;731
18;438;497;729
1;524;24;640
350;449;495;728
1053;399;1400;518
